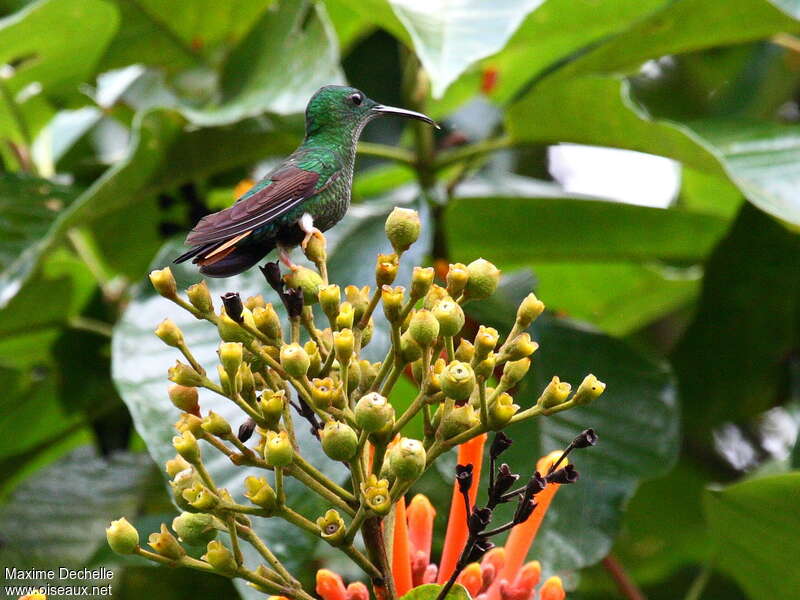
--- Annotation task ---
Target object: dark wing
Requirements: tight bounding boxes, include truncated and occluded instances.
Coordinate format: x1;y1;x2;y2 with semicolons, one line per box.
185;165;320;246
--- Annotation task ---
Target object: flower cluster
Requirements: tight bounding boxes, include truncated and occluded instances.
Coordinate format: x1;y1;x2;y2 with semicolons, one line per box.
106;207;605;600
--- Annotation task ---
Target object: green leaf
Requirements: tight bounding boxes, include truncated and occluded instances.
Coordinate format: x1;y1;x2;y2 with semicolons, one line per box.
400;583;469;600
704;472;800;600
0;446;153;568
387;0;545;98
445;196;729;263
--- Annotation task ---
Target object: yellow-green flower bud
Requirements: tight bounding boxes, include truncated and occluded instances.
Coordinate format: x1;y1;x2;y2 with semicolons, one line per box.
388;438;426;481
464;258;500;300
239;362;256;402
400;330;423;363
175;412;204;436
362;318;375;348
217;310;252;344
283;265;323;305
168;384;199;414
333;328;354;365
346;358;361;390
173;430;200;463
376;253;399;287
411;266;435;299
361;474;391;515
172;512;217;546
409;309;440;348
573;374;606;405
335;301;355;330
424;359;446;395
218;342;243;383
150;267;177;299
203;540;237;576
501;358;531;387
345;285;370;324
280;343;310;378
424;284;449;310
488;393;519;430
310;377;338;410
539;376;572;409
440;361;476;401
253;304;282;342
440;404;480;439
303;232;327;264
148;523;185;560
319;284;341;321
304;341;321;377
385;207;421;253
455;339;475;362
446;263;469;298
244;294;265;311
504;333;539;361
358;360;378;390
216;364;232;395
320;421;358;461
264;430;293;466
259;390;285;423
165;455;192;478
517;293;545;328
171;471;202;512
201;411;231;437
433;298;465;338
474;326;499;359
316;509;346;545
187;281;213;314
381;285;405;323
169;361;204;387
106;518;139;555
474;353;496;379
244;475;277;510
355;392;395;432
155;318;184;347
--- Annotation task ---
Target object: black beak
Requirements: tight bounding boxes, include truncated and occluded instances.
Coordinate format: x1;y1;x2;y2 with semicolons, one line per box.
373;105;440;129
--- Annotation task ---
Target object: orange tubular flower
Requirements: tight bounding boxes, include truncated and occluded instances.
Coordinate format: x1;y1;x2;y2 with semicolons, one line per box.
392;497;414;596
438;433;487;584
316;569;347;600
345;582;369;600
539;576;566;600
407;494;436;585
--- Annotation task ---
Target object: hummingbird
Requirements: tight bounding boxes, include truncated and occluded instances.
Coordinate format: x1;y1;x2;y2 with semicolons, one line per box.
175;85;437;277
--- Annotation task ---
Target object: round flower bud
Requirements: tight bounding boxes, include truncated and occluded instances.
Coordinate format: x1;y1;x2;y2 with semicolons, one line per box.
573;374;606;405
446;263;469;298
172;512;217;546
504;333;539;361
385;207;421;253
381;285;405;323
333;328;354;365
433;298;465;337
304;231;327;264
423;284;449;310
106;518;139;555
375;253;399;287
501;358;531;387
411;266;435;299
168;384;199;414
319;284;341;321
320;421;358;461
259;390;286;423
148;523;185;560
394;330;421;364
335;301;355;330
218;341;243;382
244;475;277;511
517;293;545;328
440;361;476;401
253;304;282;342
355;392;395;432
539;376;572;409
187;281;213;314
455;339;474;363
388;438;426;481
280;343;310;378
439;404;479;440
465;258;500;300
155;318;184;347
316;509;346;545
203;540;237;576
264;430;294;466
283;265;323;305
409;309;440;348
173;430;200;463
474;353;496;379
345;285;370;324
201;411;231;437
149;267;177;299
488;393;519;430
474;326;499;359
361;474;391;515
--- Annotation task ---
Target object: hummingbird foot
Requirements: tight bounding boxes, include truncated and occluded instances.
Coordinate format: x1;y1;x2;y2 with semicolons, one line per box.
277;245;297;269
298;213;324;252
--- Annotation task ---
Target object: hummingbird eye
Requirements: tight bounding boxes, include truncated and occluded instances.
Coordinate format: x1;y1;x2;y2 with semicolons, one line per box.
349;93;363;106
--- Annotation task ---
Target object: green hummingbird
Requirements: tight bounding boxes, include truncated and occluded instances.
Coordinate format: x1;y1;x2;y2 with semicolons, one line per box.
175;85;437;277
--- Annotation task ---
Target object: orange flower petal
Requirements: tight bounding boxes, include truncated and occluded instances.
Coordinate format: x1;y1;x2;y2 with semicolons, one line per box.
514;561;541;589
539;576;566;600
407;494;436;564
316;569;347;600
392;497;413;596
457;563;483;597
346;582;369;600
438;434;488;583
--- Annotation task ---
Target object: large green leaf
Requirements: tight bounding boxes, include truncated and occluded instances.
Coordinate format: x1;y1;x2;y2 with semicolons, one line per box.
386;0;545;98
400;583;469;600
704;472;800;600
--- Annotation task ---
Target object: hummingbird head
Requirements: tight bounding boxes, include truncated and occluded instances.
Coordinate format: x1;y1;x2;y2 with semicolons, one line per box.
304;85;437;140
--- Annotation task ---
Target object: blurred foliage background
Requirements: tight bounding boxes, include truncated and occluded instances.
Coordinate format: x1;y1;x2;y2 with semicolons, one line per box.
0;0;799;599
